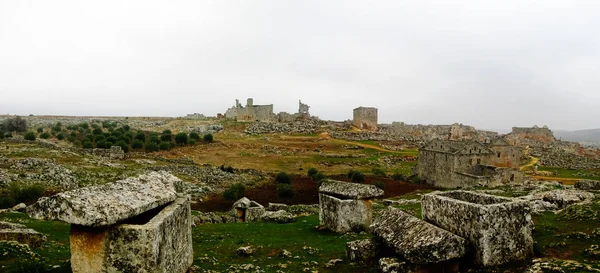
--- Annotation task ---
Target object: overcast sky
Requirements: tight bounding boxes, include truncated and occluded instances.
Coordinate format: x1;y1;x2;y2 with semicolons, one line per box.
1;1;599;131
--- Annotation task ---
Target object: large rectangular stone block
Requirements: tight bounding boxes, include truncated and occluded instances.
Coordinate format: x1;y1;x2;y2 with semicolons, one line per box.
370;207;466;264
28;171;181;227
422;191;533;266
70;196;193;273
319;193;372;233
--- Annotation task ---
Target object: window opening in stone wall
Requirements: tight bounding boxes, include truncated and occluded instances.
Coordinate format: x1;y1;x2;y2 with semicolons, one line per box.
497;152;501;158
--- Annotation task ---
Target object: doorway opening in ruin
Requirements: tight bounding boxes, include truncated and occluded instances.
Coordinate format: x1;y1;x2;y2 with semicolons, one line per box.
510;174;515;182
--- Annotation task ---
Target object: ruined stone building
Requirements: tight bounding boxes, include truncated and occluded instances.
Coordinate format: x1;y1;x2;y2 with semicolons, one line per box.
353;107;378;131
415;139;523;188
381;122;499;142
505;125;556;147
225;98;276;122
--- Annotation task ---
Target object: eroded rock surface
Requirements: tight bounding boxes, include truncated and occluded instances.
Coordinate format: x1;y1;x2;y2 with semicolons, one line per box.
346;238;380;264
531;189;595;209
370;207;466;264
27;171;181;226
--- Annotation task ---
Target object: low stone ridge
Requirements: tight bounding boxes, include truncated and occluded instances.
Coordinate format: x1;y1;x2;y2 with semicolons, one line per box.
370;207;467;264
318;179;384;199
575;180;600;191
0;221;47;248
27;171;181;227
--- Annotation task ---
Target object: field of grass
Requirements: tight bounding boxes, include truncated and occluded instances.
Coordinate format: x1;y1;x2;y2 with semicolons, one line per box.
537;166;600;180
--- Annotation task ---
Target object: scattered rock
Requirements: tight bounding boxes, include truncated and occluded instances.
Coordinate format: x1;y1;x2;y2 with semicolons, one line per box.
279;249;292;258
0;221;47;248
236;246;254;256
319;179;384;199
325;258;343;268
532;189;595;209
379;257;411;273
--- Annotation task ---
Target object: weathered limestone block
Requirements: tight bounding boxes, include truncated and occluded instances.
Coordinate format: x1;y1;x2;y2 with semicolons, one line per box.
70;196;193;273
422;191;533;266
0;221;47;248
27;171;181;227
319;194;372;233
370;207;466;264
346;238;380;264
318;179;384;199
245;206;266;222
574;180;600;191
318;180;383;233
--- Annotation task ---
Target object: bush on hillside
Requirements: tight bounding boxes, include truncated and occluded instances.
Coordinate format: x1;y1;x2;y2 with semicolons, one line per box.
203;133;214;143
24;132;36;141
275;172;291;184
223;183;246;201
276;184;295;200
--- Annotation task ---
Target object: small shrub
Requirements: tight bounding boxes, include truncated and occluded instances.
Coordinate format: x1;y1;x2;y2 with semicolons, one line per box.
159;142;171;150
82;140;94;149
188;139;196;145
9;183;46;204
203;133;214;143
36;127;43;133
131;139;144;150
372;167;387;176
145;142;159;152
39;132;50;139
391;173;406;181
189;132;200;141
223;183;246;201
374;181;385;190
134;132;146;142
409;175;424;184
225;166;234;173
161;130;172;142
348;169;365;183
275;172;291;184
56;133;64;140
175;132;188;145
149;133;160;144
115;140;129;153
96;140;108;149
276;184;295;200
92;128;103;135
307;167;319;177
24;132;36;141
350;170;365;183
67;136;76;143
0;194;15;209
311;172;326;183
0;131;4;139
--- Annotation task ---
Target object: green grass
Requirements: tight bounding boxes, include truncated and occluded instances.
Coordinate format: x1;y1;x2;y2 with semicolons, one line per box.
533;197;600;264
538;166;600;180
193;215;374;272
0;213;71;273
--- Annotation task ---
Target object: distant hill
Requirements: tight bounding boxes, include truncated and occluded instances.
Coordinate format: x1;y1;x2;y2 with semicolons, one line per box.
555;129;600;147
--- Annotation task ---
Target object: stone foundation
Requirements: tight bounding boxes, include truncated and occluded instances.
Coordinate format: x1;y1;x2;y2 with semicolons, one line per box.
70;196;193;273
422;191;533;266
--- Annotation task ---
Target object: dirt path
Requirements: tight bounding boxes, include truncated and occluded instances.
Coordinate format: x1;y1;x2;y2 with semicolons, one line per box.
520;156;539;171
529;175;579;185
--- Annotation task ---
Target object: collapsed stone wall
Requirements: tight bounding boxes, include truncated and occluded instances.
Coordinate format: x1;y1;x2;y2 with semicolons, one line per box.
244;119;327;135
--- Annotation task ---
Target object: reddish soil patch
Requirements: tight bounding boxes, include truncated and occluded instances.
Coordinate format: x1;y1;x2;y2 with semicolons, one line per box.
193;175;435;212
